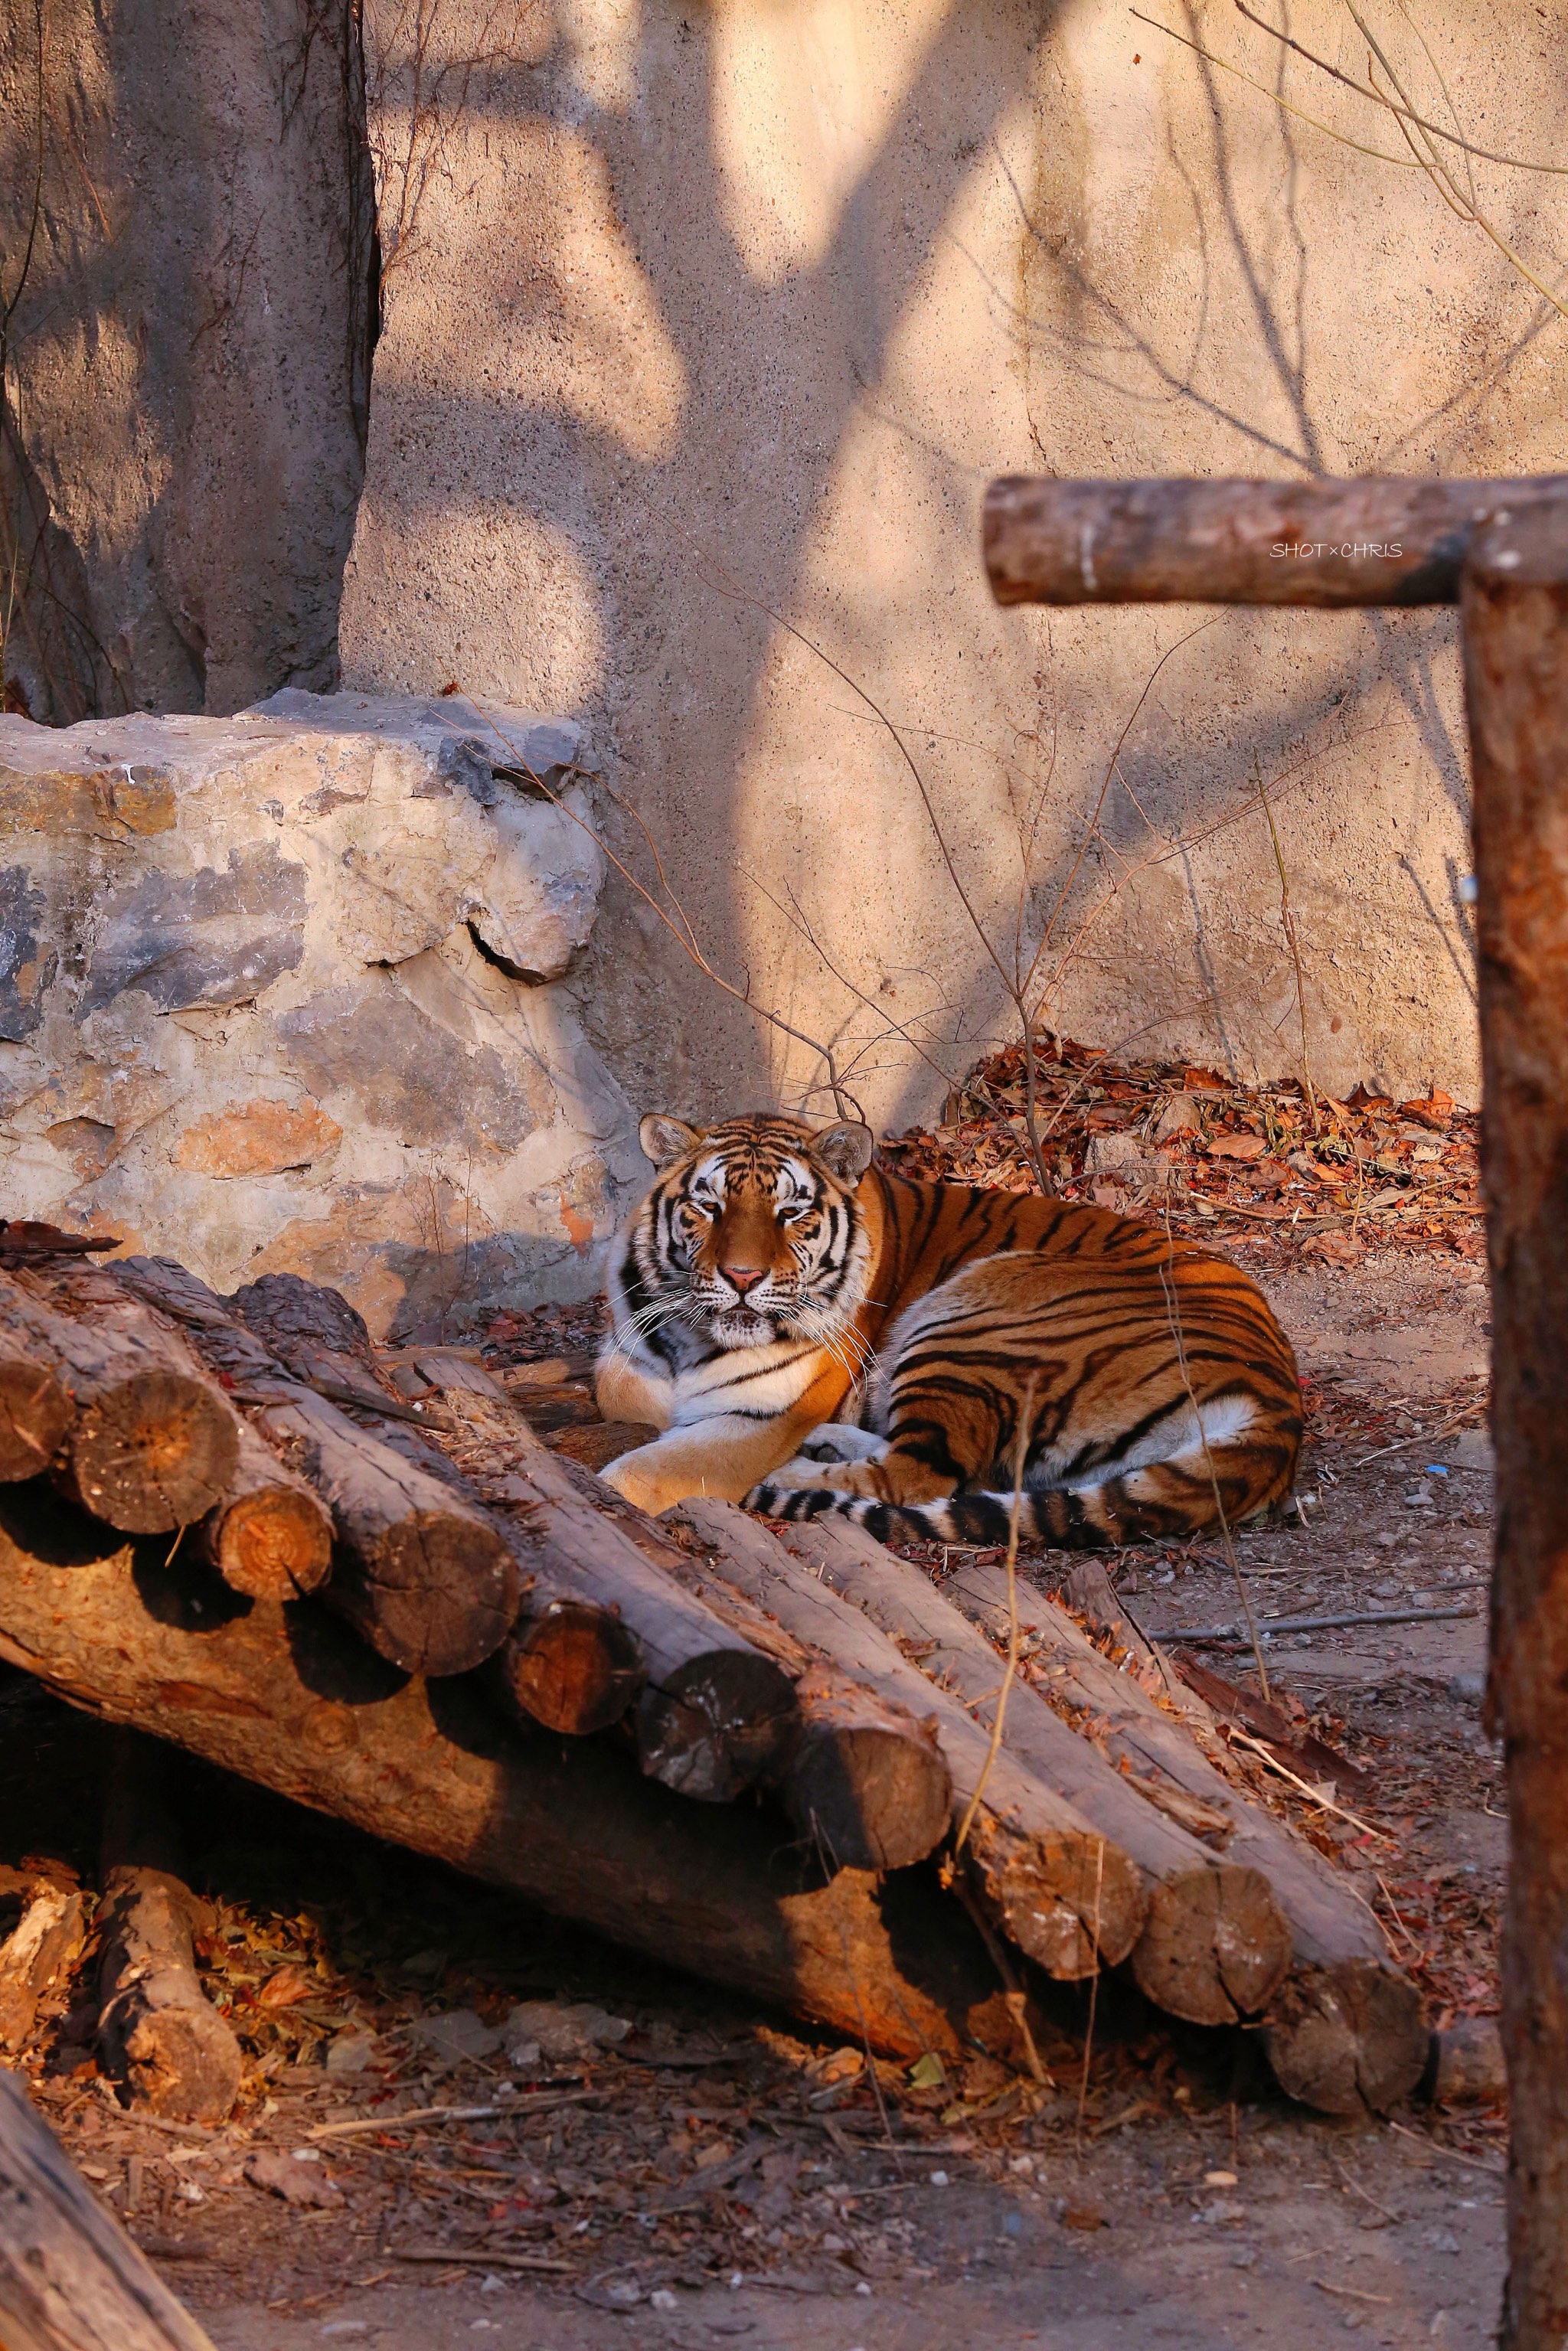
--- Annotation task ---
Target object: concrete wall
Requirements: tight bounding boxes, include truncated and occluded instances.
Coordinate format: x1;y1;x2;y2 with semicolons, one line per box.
341;0;1564;1129
0;0;376;723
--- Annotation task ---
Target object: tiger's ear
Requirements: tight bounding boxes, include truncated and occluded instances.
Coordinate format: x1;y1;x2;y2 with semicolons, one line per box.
812;1120;875;1185
639;1112;703;1169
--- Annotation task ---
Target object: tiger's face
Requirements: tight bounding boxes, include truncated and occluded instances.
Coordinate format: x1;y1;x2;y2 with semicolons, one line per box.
628;1112;876;1355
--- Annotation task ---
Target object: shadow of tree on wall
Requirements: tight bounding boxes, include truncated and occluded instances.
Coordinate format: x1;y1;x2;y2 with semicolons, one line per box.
353;0;1512;1137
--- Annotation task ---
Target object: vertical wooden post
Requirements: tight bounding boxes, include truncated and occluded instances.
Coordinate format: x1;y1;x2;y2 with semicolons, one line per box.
1463;495;1568;2351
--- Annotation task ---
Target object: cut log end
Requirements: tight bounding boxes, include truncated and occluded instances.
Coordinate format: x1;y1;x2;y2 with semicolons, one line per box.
1132;1863;1292;2027
201;1483;334;1600
782;1679;953;1873
635;1651;798;1803
499;1600;647;1735
64;1371;240;1534
1263;1958;1428;2115
332;1512;520;1677
969;1818;1146;1979
0;1359;72;1482
104;1992;245;2127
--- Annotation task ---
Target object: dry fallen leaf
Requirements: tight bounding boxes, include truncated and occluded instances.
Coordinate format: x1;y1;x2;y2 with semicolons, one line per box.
255;1965;316;2007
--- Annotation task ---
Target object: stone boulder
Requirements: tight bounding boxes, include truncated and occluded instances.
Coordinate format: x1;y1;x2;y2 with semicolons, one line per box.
0;692;641;1337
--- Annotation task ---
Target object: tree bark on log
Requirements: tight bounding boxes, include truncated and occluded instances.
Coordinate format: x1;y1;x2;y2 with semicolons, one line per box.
1462;498;1568;2351
0;1485;1030;2068
485;1463;796;1802
944;1556;1426;2114
1060;1560;1214;1726
674;1499;1145;1979
773;1515;1290;2028
0;1885;86;2052
982;475;1568;609
110;1260;518;1677
548;1462;951;1871
426;1400;799;1801
96;1732;243;2127
0;2072;218;2351
247;1384;518;1678
0;1274;240;1535
0;1362;72;1483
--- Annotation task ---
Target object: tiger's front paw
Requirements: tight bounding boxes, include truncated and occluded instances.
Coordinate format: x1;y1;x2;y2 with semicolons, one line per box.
600;1445;684;1516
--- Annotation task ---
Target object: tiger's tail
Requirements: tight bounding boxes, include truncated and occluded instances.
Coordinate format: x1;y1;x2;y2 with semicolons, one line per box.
753;1448;1295;1549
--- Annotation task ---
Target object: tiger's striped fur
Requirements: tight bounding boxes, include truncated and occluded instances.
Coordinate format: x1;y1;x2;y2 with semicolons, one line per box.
596;1111;1302;1541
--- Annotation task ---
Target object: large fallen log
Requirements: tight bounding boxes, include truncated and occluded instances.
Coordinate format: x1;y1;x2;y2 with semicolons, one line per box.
674;1498;1145;1980
944;1556;1428;2114
96;1731;243;2127
0;1484;1029;2068
771;1514;1291;2029
0;1272;240;1534
550;1461;952;1869
111;1261;518;1677
0;2070;219;2351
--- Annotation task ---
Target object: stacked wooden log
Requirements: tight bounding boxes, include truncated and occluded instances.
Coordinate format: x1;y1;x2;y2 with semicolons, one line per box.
0;1250;1427;2112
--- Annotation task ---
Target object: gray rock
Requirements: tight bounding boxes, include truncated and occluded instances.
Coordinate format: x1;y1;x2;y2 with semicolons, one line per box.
505;2000;632;2063
411;2008;505;2064
82;844;308;1013
1429;2016;1505;2107
1083;1131;1169;1193
0;696;639;1334
1442;1430;1496;1474
1153;1092;1204;1141
0;865;55;1040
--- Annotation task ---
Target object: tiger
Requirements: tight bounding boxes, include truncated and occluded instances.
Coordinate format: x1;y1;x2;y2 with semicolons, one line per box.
595;1109;1302;1546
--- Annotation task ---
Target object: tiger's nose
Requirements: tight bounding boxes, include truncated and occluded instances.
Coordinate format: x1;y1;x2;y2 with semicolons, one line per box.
723;1265;766;1295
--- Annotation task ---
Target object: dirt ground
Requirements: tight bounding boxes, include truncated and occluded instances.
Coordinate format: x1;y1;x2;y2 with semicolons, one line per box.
1;1242;1507;2351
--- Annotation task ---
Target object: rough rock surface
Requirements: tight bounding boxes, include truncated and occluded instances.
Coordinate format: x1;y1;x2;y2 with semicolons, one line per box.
0;693;639;1337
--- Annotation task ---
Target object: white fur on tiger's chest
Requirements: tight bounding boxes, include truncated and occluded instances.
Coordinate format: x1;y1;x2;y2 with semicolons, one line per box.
665;1337;830;1428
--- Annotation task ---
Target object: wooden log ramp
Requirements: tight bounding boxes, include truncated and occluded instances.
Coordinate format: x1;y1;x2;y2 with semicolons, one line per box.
761;1512;1292;2032
0;1242;1425;2113
0;1481;1030;2071
673;1498;1146;1983
109;1259;518;1676
940;1553;1429;2116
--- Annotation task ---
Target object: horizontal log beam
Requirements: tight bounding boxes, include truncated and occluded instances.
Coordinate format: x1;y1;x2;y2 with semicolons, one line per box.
982;475;1568;609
